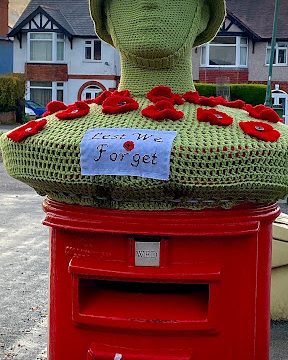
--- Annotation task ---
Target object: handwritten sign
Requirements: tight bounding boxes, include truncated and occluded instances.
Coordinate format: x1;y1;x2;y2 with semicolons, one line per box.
80;128;177;180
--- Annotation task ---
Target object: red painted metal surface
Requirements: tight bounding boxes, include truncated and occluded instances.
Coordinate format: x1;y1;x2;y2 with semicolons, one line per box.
43;200;280;360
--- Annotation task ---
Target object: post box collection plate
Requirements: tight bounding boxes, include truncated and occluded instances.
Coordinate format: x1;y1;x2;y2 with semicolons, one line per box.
135;241;160;267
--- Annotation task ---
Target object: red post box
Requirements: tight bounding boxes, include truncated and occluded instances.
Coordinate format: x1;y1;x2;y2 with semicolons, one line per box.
43;199;280;360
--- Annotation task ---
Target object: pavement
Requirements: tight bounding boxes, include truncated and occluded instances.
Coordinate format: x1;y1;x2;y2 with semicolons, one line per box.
0;124;288;359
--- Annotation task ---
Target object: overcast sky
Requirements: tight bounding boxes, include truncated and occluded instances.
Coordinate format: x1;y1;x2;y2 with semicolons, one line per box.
9;0;29;26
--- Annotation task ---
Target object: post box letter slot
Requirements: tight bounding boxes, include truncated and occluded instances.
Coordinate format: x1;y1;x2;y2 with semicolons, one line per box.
87;343;194;359
76;278;210;330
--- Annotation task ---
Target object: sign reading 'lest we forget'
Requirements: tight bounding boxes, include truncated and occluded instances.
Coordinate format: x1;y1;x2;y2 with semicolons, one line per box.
80;128;177;180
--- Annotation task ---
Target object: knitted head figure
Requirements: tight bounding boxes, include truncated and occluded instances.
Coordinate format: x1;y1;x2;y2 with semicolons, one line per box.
90;0;225;94
90;0;226;48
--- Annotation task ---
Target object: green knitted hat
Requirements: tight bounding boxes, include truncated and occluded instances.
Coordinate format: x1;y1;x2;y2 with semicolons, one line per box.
89;0;226;47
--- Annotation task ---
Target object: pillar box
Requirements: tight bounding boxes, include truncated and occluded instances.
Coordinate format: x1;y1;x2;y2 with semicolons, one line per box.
43;199;280;360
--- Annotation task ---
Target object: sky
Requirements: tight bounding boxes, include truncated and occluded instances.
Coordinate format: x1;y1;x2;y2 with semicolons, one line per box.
9;0;30;26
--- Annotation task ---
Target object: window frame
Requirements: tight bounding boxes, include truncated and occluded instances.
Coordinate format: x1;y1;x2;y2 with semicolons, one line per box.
27;31;65;63
266;42;288;66
28;81;66;106
83;39;102;62
200;36;248;68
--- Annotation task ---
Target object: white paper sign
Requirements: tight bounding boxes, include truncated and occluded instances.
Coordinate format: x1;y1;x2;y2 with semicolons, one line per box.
80;128;177;180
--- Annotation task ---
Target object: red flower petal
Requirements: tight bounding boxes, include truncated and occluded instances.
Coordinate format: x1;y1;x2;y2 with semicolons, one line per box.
87;91;112;105
123;141;135;151
244;104;281;123
147;86;184;105
102;95;139;114
141;100;184;121
46;100;67;114
239;121;281;142
183;91;217;107
225;99;246;109
7;119;47;142
113;89;131;98
56;101;90;120
197;108;233;126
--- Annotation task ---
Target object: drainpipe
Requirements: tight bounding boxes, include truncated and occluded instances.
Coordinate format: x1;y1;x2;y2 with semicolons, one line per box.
264;0;280;107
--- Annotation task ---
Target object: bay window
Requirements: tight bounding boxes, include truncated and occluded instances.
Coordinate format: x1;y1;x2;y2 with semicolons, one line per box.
29;81;65;106
28;32;65;62
200;36;248;67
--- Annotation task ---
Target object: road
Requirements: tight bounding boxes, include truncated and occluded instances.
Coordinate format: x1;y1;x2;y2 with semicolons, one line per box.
0;161;288;359
0;163;48;359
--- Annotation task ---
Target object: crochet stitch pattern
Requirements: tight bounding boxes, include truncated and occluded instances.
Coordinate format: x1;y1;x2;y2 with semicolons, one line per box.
1;0;288;210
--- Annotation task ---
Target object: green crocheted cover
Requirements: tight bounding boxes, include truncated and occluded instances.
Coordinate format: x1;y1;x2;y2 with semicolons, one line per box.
1;0;288;210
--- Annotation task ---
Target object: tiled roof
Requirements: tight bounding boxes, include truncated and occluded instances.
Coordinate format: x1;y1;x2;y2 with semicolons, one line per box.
12;0;95;37
227;0;288;40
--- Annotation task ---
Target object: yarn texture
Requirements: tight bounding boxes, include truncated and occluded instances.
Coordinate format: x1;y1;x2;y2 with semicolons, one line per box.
1;0;288;210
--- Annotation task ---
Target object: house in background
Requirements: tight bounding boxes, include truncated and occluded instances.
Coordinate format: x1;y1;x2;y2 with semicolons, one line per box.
8;0;120;107
0;0;13;74
192;0;288;122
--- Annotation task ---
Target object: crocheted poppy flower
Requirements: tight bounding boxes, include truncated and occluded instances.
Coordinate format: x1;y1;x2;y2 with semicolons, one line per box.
239;121;280;142
56;101;90;120
102;95;139;114
43;100;67;116
224;99;246;109
84;90;113;105
147;86;184;105
7;119;47;142
142;100;184;121
244;104;281;123
113;89;132;98
197;108;233;126
123;140;135;151
183;91;217;107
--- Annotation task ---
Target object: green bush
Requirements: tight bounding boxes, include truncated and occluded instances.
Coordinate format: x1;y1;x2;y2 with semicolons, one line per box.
0;74;26;112
195;82;267;106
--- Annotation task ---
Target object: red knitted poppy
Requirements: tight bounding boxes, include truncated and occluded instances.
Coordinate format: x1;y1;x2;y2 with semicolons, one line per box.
147;86;184;105
7;119;48;142
224;99;246;109
142;100;184;121
197;108;233;126
43;100;67;116
102;95;139;114
113;89;132;98
239;121;281;142
56;101;90;120
244;104;281;123
183;91;217;107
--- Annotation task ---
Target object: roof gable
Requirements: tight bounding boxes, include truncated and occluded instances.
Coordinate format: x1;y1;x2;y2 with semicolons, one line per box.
9;0;96;37
226;0;288;40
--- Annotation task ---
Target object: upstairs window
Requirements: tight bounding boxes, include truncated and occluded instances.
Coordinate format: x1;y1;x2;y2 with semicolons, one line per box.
28;32;65;62
200;36;248;67
266;42;288;66
84;39;102;61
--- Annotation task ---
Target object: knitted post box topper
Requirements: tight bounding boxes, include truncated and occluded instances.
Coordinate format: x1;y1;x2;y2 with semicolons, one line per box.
1;0;288;210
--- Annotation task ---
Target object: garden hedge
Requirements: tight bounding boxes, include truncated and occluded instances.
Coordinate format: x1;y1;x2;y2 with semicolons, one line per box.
0;74;26;112
195;83;267;106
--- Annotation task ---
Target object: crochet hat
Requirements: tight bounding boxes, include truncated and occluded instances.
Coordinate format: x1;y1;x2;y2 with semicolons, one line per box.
89;0;226;48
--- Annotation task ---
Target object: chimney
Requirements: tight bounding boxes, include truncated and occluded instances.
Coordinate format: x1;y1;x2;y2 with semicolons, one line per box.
0;0;9;37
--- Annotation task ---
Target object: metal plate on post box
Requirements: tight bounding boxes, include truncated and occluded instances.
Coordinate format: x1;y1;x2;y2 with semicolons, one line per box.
135;241;160;267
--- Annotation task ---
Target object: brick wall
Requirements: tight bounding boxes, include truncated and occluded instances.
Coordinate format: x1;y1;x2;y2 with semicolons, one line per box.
0;0;8;37
199;69;249;84
25;63;68;81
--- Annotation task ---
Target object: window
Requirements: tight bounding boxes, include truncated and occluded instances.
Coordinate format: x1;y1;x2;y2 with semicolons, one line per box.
29;81;65;106
200;36;248;67
28;32;65;62
82;85;102;100
84;40;102;61
266;42;288;66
